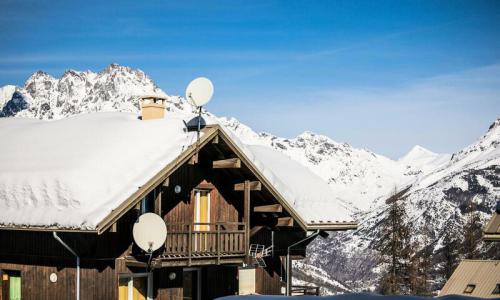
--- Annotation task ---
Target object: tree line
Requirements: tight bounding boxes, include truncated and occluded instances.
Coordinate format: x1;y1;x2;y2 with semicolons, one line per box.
374;188;496;296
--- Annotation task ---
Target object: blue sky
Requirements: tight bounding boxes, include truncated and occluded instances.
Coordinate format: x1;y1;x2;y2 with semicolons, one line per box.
1;0;499;158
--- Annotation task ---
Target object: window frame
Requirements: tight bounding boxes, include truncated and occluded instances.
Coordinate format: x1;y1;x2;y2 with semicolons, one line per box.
492;283;500;295
193;189;211;231
464;284;476;294
118;272;153;300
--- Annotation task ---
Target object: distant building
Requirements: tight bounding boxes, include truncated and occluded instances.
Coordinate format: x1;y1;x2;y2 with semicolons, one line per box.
439;260;500;298
440;201;500;298
483;202;500;241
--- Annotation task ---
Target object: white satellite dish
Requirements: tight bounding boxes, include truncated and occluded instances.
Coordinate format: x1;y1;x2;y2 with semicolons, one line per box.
185;77;214;107
132;213;167;253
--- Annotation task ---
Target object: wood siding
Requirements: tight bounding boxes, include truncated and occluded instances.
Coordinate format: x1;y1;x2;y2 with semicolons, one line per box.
162;163;242;225
0;229;131;300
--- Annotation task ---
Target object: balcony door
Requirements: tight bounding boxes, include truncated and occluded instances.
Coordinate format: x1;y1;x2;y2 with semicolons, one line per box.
118;273;152;300
183;268;201;300
194;190;210;231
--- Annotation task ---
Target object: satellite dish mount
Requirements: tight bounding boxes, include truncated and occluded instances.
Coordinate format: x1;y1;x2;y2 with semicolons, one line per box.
185;77;214;140
132;213;168;270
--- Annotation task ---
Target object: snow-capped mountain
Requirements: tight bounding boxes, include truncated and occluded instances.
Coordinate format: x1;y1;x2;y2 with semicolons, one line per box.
0;64;172;119
1;64;498;294
301;118;500;293
218;117;450;212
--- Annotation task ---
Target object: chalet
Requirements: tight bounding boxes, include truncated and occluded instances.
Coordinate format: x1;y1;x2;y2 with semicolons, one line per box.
439;260;500;298
440;201;500;298
0;99;356;300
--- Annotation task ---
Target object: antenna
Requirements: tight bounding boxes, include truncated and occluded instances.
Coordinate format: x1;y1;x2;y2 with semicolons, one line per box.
132;213;167;253
185;77;214;139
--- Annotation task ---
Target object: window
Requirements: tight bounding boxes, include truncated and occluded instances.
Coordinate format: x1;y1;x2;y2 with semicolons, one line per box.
140;189;157;214
183;268;201;300
1;270;21;300
194;190;211;231
492;284;500;295
464;284;476;294
118;273;152;300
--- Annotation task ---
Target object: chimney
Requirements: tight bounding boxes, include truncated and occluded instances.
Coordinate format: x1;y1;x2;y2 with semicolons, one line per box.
139;96;166;120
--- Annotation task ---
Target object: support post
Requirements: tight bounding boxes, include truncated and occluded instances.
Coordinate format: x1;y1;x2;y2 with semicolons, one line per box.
217;224;221;265
155;186;162;215
243;180;251;265
188;224;192;266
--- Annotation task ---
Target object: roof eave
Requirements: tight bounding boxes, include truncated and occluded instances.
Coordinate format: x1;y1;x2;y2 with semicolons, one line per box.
0;225;97;233
306;222;358;231
483;233;500;241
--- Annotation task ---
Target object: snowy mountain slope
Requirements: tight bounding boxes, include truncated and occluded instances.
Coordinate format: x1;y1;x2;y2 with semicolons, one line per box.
0;85;17;109
302;119;500;293
1;64;498;294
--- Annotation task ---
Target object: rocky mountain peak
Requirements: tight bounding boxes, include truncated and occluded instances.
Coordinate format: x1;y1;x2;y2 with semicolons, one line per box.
488;117;500;132
26;70;55;83
1;64;165;119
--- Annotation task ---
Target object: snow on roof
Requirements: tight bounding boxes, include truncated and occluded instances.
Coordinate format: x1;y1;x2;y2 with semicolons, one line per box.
220;127;354;224
0;112;199;229
0;112;354;230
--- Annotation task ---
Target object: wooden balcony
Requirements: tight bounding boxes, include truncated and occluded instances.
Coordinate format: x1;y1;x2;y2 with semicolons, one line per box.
158;222;246;266
291;285;320;296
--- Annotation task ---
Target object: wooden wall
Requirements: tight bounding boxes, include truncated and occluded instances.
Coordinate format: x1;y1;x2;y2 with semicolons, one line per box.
202;266;238;299
0;261;115;300
0;211;135;300
162;163;242;225
255;260;284;295
154;268;183;300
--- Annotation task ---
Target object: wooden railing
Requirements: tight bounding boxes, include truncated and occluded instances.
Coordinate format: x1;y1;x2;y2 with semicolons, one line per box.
163;222;246;263
291;285;320;296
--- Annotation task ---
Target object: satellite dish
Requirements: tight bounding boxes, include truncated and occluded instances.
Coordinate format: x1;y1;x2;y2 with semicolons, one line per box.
132;213;167;253
186;77;214;107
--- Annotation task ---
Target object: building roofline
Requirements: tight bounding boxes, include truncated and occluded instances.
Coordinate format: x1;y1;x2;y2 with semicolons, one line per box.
1;123;357;234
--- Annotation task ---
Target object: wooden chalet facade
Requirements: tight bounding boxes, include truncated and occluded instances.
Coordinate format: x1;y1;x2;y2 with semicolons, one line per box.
0;111;356;300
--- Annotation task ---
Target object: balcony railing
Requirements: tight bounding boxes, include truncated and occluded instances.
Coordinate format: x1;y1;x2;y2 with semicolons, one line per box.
162;222;246;264
291;285;320;296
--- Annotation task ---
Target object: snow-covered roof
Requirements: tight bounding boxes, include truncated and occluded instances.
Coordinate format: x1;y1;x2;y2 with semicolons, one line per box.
0;112;354;230
484;212;500;241
0;112;199;229
221;127;354;225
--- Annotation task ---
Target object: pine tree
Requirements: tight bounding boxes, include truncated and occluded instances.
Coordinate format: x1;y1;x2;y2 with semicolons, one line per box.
440;231;459;280
375;187;413;295
461;200;482;259
410;233;432;296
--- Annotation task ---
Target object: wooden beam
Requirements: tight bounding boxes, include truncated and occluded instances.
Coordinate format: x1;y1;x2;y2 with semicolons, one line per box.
234;181;261;191
212;135;219;144
250;226;264;237
162;177;169;187
110;222;117;233
188;152;198;165
277;217;294;227
254;204;282;213
213;158;241;169
155;186;162;215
